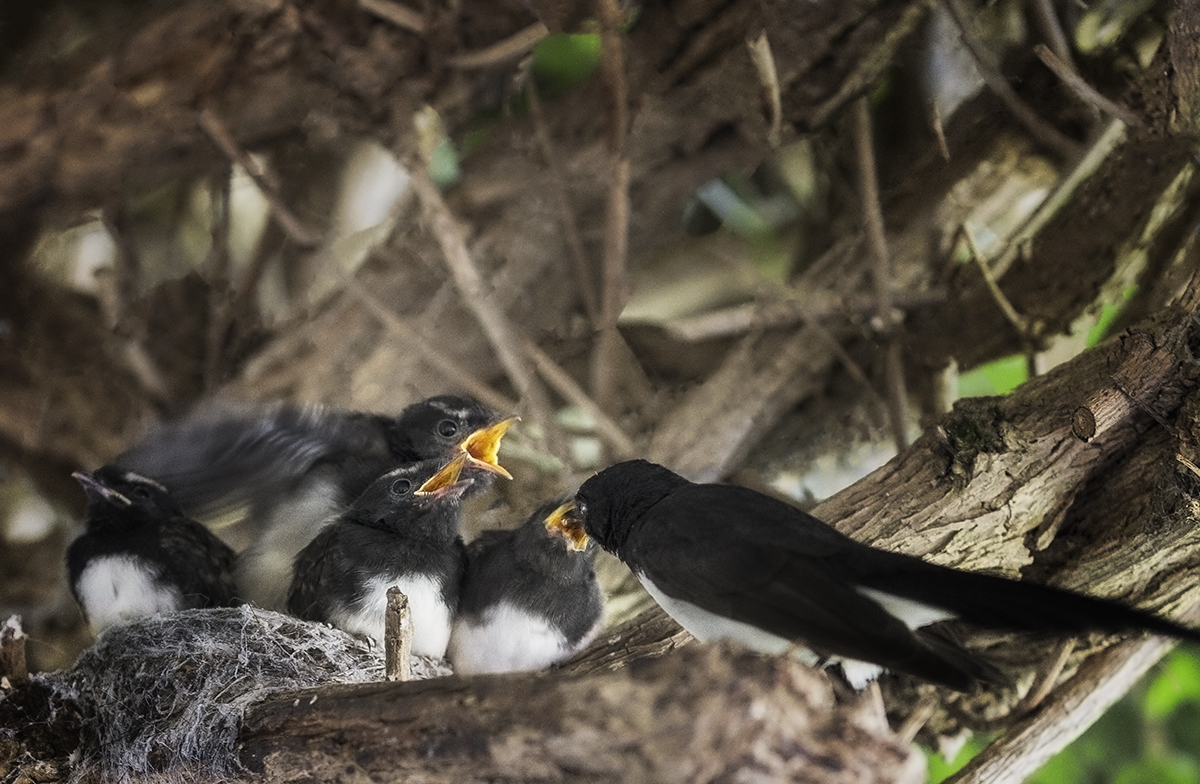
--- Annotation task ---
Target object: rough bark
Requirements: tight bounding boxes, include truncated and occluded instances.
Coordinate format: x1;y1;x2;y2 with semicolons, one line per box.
238;644;926;784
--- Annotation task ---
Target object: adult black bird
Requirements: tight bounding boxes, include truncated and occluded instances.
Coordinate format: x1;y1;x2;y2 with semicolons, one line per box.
116;394;515;609
287;453;472;658
66;467;239;635
448;499;604;674
549;459;1200;691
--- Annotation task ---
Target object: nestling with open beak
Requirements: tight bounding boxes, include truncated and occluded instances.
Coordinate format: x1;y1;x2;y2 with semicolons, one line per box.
287;453;473;657
115;395;514;610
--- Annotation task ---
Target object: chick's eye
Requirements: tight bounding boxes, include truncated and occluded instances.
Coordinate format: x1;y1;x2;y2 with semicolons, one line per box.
390;478;412;495
437;419;459;438
131;487;153;500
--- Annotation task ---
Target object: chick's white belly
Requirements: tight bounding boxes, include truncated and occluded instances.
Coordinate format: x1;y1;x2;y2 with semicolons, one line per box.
447;601;602;674
332;574;453;658
76;555;183;633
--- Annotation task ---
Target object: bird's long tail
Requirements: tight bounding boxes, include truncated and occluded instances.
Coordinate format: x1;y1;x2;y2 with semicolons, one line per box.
856;549;1200;642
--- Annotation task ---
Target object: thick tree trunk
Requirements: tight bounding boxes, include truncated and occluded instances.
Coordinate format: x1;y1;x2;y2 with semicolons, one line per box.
239;645;925;783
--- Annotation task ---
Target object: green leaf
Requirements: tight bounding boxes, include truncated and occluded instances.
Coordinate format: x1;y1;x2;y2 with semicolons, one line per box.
957;355;1028;398
532;33;602;94
1111;754;1200;784
925;735;992;783
1145;649;1200;720
1085;285;1138;348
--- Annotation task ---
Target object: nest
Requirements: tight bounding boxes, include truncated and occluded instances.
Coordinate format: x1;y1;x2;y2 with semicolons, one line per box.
44;606;449;782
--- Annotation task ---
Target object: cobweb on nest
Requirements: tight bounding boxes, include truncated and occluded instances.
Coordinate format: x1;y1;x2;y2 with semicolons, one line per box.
46;605;450;782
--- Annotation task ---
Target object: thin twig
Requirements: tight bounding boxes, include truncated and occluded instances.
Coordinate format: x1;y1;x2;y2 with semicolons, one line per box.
853;96;909;452
448;22;549;69
941;0;1081;159
592;158;631;417
198;108;323;247
385;587;412;682
1034;44;1143;127
521;338;637;459
589;0;632;422
100;203;141;322
930;102;951;161
987;118;1126;280
407;163;555;435
962;223;1030;336
1030;0;1075;70
527;81;601;326
947;637;1176;784
746;32;783;148
206;166;232;283
0;616;27;684
342;273;517;414
99;204;171;401
897;692;940;744
1018;638;1076;712
661;288;947;342
203;170;234;390
359;0;423;33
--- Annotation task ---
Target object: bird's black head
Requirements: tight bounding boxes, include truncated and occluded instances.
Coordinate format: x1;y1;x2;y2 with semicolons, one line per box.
550;460;688;555
516;497;597;569
347;453;472;533
73;466;184;520
389;395;517;488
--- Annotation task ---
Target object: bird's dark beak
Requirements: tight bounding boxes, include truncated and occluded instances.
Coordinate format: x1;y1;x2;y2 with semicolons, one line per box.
544;500;589;552
416;453;472;499
458;416;518;480
72;471;131;506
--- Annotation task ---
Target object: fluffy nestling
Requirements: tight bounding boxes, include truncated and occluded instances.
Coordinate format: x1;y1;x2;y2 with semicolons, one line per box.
118;395;514;609
66;466;238;634
448;499;604;674
287;454;472;658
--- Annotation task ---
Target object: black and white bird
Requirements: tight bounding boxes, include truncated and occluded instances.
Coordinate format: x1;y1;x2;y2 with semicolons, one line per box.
551;459;1200;691
117;395;515;609
448;499;604;674
287;454;472;658
66;467;239;635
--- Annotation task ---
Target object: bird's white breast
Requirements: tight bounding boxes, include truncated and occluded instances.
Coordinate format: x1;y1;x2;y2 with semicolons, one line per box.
634;573;942;689
75;555;183;634
332;574;453;658
447;601;602;675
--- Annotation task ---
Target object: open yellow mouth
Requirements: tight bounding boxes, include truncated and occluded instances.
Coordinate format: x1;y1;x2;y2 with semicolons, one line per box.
458;416;518;479
544;500;590;552
416;453;468;496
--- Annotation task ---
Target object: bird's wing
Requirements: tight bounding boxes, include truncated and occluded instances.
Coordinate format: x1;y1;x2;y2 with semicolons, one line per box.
630;485;989;688
287;525;341;620
158;519;239;606
116;404;386;524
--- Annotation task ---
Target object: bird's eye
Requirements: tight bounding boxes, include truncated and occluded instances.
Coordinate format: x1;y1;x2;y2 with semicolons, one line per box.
437;419;459;438
390;478;413;495
131;486;153;501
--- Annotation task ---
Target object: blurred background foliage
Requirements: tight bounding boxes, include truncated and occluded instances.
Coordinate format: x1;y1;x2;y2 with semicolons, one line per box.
3;0;1200;781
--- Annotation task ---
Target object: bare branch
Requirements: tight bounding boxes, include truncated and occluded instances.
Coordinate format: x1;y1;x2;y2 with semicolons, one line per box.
1034;44;1143;127
941;0;1081;159
198;109;322;248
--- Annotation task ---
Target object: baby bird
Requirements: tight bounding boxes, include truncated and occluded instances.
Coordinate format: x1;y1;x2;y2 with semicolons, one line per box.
448;499;604;674
66;467;238;634
287;454;472;658
116;395;514;610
